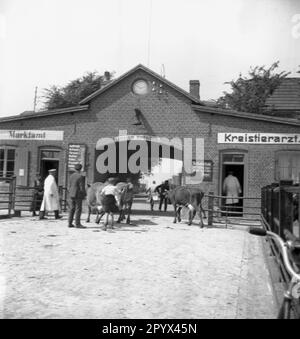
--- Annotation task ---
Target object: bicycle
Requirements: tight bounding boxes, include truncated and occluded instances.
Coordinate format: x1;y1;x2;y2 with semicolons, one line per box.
249;227;300;319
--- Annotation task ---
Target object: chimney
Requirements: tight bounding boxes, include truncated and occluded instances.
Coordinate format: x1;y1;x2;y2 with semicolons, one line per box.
189;80;200;100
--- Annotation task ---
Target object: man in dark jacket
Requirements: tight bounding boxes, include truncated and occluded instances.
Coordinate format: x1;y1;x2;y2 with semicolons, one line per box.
68;163;86;228
155;180;170;212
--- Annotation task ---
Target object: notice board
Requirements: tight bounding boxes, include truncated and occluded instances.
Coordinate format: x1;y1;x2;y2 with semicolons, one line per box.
68;144;86;171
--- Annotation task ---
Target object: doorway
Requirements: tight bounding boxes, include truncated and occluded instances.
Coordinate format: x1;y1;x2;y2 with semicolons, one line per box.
41;159;59;184
39;149;61;185
220;152;247;217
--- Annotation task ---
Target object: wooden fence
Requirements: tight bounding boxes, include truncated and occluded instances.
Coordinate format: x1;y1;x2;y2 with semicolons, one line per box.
0;176;68;217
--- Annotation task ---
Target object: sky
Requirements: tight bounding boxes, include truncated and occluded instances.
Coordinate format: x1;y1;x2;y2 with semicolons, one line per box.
0;0;300;117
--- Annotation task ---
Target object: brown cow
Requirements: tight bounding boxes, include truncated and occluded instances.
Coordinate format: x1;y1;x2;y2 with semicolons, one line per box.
167;186;205;227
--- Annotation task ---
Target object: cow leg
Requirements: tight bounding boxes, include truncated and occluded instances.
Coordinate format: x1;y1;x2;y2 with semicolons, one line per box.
96;210;105;224
200;203;206;219
177;206;182;222
95;206;104;224
126;203;132;224
86;206;91;223
95;211;100;224
117;209;124;223
103;213;108;231
197;206;204;228
173;204;177;223
99;210;105;222
187;204;195;226
110;213;114;228
120;203;126;221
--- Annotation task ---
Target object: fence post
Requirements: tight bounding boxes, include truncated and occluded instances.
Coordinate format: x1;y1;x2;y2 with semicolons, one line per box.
9;177;17;218
270;186;275;232
262;186;265;221
207;192;214;227
298;186;300;238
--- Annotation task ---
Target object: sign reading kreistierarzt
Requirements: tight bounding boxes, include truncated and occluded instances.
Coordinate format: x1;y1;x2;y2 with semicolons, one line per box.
0;130;64;140
218;133;300;144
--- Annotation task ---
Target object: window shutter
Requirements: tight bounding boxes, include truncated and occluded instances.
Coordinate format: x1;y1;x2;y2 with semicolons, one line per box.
14;149;29;186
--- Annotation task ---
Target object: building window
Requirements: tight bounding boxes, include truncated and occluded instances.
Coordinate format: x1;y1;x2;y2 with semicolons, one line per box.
41;150;60;159
276;151;300;183
0;147;16;178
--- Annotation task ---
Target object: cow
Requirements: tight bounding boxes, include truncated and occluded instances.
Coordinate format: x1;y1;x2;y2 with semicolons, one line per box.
86;181;134;225
86;182;106;223
116;182;134;224
167;186;206;227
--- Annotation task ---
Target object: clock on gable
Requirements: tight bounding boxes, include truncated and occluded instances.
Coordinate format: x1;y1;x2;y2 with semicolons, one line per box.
132;79;149;95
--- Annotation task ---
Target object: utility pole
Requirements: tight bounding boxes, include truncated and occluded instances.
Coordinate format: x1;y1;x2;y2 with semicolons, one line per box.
33;86;38;112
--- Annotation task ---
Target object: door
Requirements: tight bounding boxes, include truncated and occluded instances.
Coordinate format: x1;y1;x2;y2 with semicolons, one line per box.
220;152;247;216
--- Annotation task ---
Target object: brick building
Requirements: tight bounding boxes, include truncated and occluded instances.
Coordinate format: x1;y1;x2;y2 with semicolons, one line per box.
0;64;300;211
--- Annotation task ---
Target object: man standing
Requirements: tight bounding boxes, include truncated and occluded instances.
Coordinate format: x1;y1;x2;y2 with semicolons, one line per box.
155;180;170;212
68;163;86;228
39;169;62;220
223;171;242;216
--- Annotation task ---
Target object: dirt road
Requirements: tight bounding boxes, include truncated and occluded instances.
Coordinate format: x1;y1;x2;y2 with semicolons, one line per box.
0;213;277;319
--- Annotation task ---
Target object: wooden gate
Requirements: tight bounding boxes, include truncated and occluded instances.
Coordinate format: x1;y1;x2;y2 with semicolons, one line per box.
0;177;15;218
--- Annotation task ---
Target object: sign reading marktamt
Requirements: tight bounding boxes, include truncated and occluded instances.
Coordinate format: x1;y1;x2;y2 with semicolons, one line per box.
0;130;64;140
218;133;300;144
68;144;86;171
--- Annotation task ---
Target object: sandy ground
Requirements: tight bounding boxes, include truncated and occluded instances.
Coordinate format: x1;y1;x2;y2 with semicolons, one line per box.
0;210;277;319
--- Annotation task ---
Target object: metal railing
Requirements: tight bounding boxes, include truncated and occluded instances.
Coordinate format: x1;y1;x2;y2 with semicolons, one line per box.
205;192;261;228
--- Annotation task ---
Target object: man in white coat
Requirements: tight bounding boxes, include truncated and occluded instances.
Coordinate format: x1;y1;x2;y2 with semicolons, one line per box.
223;171;242;215
39;169;62;220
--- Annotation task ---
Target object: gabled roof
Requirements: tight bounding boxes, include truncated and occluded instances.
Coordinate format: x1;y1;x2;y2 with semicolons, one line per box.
192;104;300;127
264;77;300;111
0;105;89;123
79;64;203;105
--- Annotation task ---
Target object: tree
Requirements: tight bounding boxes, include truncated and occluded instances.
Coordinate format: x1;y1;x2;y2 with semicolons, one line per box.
217;62;290;114
43;71;114;110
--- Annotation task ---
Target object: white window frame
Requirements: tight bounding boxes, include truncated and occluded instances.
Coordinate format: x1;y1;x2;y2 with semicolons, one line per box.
0;146;16;178
275;151;300;183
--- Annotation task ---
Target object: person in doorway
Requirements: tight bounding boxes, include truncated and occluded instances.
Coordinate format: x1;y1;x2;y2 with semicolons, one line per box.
31;173;44;217
155;180;170;212
223;171;242;216
68;163;86;228
39;169;62;220
100;177;120;230
146;180;157;211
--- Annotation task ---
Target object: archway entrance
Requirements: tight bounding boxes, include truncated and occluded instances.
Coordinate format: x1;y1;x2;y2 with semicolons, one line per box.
94;136;184;191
